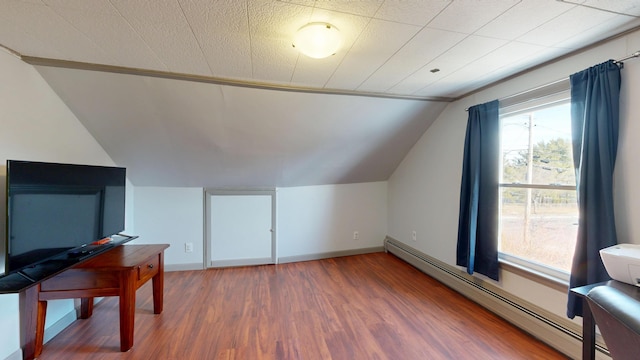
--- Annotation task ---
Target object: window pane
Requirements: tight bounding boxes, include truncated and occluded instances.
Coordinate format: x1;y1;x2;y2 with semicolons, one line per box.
499;188;578;272
501;103;575;186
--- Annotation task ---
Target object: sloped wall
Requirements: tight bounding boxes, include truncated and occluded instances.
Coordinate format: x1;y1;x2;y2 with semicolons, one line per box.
0;50;121;359
387;28;640;326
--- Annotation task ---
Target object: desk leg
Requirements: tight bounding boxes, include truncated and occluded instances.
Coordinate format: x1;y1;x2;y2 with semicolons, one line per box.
582;298;596;360
19;285;47;360
119;269;136;352
152;252;165;314
80;297;94;319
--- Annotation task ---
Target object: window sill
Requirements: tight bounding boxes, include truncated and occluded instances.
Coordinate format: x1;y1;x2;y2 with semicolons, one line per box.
499;258;570;293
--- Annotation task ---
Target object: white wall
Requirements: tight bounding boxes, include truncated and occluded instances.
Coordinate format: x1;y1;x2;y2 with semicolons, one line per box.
278;182;387;259
388;28;640;321
132;182;388;270
132;187;204;269
0;50;121;359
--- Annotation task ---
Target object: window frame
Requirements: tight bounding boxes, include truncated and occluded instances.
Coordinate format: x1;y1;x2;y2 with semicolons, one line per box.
497;84;575;283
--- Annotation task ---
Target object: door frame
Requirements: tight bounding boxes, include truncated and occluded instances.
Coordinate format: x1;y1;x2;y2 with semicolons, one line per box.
204;189;277;268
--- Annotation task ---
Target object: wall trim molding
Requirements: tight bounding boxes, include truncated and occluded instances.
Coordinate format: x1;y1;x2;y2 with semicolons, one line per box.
165;263;204;272
43;308;77;344
4;348;22;360
278;246;384;264
210;257;274;268
20;55;452;103
383;236;610;359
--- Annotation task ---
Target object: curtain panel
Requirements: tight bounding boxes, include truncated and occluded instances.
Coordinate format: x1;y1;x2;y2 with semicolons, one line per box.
456;99;500;281
567;60;621;319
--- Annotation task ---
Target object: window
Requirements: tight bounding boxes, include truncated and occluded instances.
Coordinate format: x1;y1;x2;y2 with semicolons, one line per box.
498;95;578;278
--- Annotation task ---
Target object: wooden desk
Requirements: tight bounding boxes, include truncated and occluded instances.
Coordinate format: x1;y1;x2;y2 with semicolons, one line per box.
570;280;640;360
19;244;170;360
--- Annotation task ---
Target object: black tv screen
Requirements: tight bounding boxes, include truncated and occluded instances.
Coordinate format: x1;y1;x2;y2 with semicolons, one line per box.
5;160;126;274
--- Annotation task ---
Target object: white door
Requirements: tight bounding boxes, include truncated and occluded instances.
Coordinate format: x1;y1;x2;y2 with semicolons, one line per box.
206;191;275;267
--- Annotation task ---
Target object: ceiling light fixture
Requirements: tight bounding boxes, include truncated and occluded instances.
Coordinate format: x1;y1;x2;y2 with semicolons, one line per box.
292;22;341;59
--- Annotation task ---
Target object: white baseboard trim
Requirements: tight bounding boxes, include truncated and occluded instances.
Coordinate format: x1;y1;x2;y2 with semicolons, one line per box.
165;248;385;270
165;263;205;272
278;246;384;264
384;236;611;360
210;257;274;268
43;308;77;344
4;348;22;360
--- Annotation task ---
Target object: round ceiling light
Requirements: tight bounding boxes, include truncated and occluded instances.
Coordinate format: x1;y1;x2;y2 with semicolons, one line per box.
292;22;342;59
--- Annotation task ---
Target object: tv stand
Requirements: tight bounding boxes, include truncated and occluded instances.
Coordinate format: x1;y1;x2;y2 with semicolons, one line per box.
19;244;169;360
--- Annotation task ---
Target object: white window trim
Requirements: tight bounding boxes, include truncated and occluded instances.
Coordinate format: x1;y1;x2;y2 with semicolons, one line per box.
499;252;570;284
498;85;575;285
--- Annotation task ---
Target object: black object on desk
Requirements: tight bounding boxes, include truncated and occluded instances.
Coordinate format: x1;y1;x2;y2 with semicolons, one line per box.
571;280;640;360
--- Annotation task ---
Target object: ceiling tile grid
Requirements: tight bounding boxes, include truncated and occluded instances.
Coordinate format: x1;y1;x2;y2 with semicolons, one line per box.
324;18;422;91
2;0;640;99
388;35;508;96
109;0;212;76
373;0;451;26
181;0;254;79
516;4;620;47
412;40;549;98
356;27;468;93
426;0;520;34
0;1;116;63
574;0;640;16
474;0;575;41
43;0;170;72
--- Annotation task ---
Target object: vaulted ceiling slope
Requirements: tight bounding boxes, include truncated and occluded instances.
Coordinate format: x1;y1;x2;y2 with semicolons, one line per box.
2;1;640;187
34;65;448;187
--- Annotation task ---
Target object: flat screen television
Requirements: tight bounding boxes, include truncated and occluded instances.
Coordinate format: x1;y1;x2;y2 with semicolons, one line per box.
2;160;130;288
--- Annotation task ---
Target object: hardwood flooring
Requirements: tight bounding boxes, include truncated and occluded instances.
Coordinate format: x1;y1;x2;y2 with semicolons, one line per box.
37;252;568;359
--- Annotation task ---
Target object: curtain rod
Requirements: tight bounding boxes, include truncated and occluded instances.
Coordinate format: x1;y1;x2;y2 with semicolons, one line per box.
465;50;640;111
614;50;640;64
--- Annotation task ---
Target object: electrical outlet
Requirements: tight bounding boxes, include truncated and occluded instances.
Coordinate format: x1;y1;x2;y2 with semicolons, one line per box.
412;231;417;242
353;231;359;240
185;242;193;253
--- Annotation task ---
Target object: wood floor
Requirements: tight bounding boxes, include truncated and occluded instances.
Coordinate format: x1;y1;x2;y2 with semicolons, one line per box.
37;252;568;359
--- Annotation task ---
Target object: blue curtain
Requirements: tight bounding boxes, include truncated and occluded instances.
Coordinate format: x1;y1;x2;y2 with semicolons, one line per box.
457;100;500;281
567;60;621;318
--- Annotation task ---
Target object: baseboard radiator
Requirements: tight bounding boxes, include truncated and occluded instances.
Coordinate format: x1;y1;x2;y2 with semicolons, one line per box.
383;236;610;360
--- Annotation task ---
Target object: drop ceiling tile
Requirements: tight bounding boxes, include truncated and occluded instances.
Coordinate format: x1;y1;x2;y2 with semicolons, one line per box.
311;0;384;17
108;0;212;76
464;41;549;76
41;0;167;70
413;79;481;99
289;56;341;88
476;0;575;40
41;0;115;14
0;2;68;59
325;19;422;90
517;5;618;47
357;27;466;93
2;0;639;103
554;15;640;49
389;35;507;95
248;0;312;83
179;0;254;79
374;0;451;26
0;1;107;61
567;0;640;16
413;41;548;97
427;0;520;34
